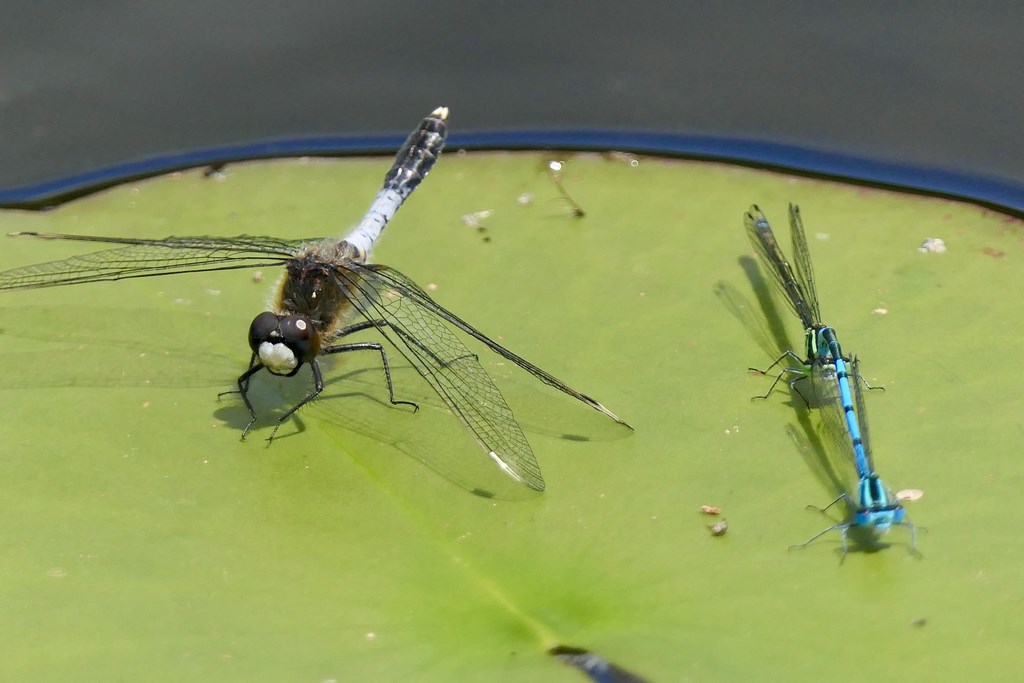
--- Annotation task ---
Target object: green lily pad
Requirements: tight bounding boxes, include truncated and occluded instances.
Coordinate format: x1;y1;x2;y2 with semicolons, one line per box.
0;151;1020;680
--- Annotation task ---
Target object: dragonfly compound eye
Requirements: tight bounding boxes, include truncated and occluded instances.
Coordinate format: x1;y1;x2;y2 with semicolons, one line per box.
248;311;281;352
279;316;321;362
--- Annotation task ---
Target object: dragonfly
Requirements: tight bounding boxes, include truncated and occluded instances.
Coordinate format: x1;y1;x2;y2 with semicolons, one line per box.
743;203;880;408
791;357;917;555
0;106;630;492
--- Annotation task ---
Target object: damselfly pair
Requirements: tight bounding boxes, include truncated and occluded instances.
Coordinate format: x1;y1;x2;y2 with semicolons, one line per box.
0;107;631;492
745;204;919;556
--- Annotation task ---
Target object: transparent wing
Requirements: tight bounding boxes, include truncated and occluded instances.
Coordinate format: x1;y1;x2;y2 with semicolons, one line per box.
357;264;628;425
810;362;860;496
336;263;543;490
0;232;313;291
788;204;822;323
332;261;630;491
743;205;817;329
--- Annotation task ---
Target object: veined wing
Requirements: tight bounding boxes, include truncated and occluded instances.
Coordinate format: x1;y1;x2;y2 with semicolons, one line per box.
333;261;630;491
744;205;817;330
335;261;543;490
0;232;314;291
811;362;862;496
355;263;629;427
788;204;822;324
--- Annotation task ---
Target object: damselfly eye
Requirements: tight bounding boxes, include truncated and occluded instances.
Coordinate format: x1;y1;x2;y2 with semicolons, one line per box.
279;316;320;361
248;311;281;352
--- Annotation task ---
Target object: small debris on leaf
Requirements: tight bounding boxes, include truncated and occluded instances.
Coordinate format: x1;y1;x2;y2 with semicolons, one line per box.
707;519;729;536
896;488;924;502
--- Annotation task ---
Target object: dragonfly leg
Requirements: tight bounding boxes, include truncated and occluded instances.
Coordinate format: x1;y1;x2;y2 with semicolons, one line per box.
806;492;851;515
218;352;258;400
898;516;927;552
749;348;804;377
787;374;813;408
321;341;420;412
847;355;886;393
218;352;260;401
333;319;381;337
335;318;477;368
226;340;421;443
749;349;807;400
266;359;327;442
229;357;266;440
266;341;419;443
856;373;886;393
838;527;851;562
789;521;851;552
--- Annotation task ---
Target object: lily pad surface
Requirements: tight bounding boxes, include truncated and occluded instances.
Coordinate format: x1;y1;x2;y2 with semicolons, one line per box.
0;152;1020;680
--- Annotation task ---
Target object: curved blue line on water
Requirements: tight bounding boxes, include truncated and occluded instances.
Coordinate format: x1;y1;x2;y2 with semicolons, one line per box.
3;130;1024;215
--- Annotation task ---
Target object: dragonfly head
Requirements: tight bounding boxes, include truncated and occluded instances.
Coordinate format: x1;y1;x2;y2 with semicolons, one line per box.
248;311;321;376
854;475;905;531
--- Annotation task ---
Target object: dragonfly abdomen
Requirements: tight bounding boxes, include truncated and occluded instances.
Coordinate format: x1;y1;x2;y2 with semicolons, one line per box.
345;107;449;259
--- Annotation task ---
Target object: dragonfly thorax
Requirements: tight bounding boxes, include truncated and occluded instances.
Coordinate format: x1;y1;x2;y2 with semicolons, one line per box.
248;311;321;376
805;324;836;362
276;248;360;337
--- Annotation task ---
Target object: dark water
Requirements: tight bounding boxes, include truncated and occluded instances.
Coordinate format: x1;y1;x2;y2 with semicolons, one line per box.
2;2;1023;189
